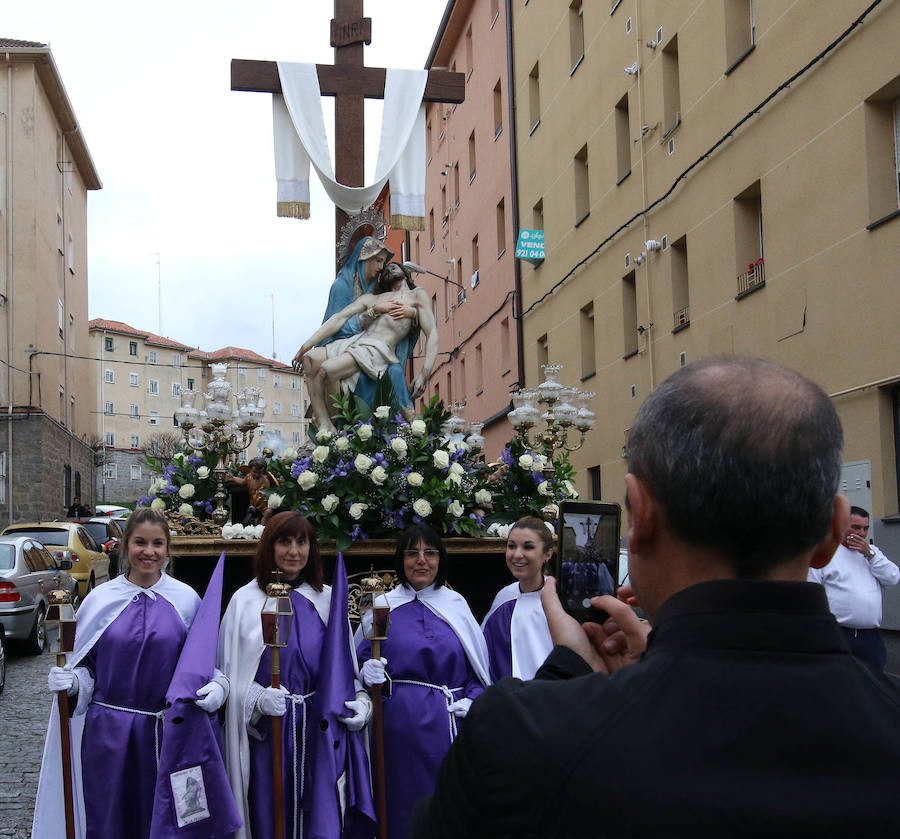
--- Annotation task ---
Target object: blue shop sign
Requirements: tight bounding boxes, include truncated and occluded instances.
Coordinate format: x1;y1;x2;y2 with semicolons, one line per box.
515;229;545;264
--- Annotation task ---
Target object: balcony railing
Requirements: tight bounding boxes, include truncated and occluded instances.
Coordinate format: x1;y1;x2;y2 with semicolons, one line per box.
673;306;690;328
737;258;765;296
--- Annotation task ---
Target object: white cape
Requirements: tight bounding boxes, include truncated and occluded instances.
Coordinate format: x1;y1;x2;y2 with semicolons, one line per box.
483;580;553;680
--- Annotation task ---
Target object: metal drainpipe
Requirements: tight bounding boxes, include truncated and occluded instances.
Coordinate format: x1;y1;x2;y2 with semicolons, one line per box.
505;0;525;393
6;56;14;525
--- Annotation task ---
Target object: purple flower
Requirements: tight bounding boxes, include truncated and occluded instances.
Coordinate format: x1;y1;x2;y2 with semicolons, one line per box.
500;447;514;467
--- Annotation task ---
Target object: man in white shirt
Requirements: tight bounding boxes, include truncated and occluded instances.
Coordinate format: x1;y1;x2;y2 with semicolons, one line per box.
809;505;900;671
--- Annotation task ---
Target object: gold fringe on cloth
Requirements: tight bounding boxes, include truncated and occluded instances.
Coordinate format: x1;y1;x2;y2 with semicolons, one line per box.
277;201;311;219
390;213;425;232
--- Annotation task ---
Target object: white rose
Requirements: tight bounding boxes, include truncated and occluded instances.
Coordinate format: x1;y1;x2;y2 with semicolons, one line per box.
150;498;166;511
474;489;492;506
281;448;297;462
316;429;333;442
322;494;339;513
448;500;464;517
371;465;388;485
354;454;373;474
533;454;548;470
173;452;186;464
433;450;450;469
374;405;390;419
411;419;427;438
147;485;158;498
196;466;210;479
268;492;284;510
537;481;553;496
250;524;265;539
232;523;244;533
335;436;350;452
221;524;235;539
449;462;465;476
497;523;512;539
349;502;368;520
412;498;432;517
179;483;196;499
518;454;534;470
564;480;579;498
445;473;462;487
297;470;318;491
407;471;424;487
356;424;373;441
178;503;193;516
390;437;408;457
313;445;330;463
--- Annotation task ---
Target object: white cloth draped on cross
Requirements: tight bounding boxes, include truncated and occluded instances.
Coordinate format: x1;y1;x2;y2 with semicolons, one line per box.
273;61;427;230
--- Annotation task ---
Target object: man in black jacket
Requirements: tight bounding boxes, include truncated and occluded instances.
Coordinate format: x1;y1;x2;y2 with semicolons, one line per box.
410;357;900;838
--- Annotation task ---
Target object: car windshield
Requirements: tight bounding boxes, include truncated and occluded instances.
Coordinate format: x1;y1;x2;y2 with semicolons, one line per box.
0;545;15;570
6;529;68;546
82;523;108;543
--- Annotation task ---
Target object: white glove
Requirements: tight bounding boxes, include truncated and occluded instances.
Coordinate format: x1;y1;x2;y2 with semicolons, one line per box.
48;666;78;696
360;657;387;687
255;685;289;717
340;693;372;731
447;697;473;718
195;676;228;713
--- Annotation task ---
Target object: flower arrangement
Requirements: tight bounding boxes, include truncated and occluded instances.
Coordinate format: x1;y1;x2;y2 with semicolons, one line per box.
263;396;493;551
139;449;220;520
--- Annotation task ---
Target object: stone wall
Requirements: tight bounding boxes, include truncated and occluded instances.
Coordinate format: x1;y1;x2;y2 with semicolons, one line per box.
95;447;151;506
0;412;97;527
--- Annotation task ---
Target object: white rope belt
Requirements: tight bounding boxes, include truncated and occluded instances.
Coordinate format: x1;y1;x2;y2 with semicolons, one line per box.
287;689;316;839
391;679;464;742
91;699;167;765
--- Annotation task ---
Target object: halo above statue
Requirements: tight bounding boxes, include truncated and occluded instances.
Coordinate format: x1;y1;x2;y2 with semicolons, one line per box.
337;202;388;269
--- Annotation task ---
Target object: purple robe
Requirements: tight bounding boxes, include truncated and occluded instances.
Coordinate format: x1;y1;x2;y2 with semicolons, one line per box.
482;598;516;681
249;590;326;839
357;598;485;839
80;593;187;838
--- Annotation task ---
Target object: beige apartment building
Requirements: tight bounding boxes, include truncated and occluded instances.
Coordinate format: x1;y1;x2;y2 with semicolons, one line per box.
0;41;102;526
409;0;521;457
510;0;900;541
89;320;309;505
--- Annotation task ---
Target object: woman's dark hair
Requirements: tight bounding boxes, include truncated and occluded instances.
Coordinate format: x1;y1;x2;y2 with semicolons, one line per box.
510;516;554;554
254;511;323;592
394;524;448;589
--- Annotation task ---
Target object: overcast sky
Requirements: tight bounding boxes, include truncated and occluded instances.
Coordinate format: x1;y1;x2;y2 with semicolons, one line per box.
5;0;448;364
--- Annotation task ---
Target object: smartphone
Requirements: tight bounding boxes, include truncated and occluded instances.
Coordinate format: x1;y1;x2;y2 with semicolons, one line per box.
554;500;622;623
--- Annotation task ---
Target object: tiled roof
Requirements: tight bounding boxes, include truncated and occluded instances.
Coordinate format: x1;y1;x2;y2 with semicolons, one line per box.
190;346;291;369
88;318;195;352
0;38;46;48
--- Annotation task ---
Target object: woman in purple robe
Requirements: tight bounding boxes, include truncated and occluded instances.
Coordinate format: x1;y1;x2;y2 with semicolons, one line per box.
219;512;372;839
356;525;491;839
34;508;228;839
481;516;554;682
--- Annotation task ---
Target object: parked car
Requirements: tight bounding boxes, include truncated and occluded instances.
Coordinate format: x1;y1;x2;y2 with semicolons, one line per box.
75;517;125;578
94;505;131;517
0;626;6;695
0;535;80;654
1;523;110;598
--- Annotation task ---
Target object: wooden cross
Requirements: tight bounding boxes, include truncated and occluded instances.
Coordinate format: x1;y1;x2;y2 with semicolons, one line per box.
231;0;465;243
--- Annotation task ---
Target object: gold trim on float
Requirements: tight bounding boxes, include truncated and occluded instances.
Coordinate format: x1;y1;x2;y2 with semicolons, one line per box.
277;201;311;219
390;213;425;231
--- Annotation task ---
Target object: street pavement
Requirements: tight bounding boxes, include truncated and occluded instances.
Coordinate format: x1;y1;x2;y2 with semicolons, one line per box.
0;645;54;839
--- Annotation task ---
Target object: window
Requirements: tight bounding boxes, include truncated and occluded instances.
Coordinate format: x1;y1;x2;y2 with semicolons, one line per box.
670;235;690;329
468;131;477;182
501;317;511;372
490;0;499;27
569;1;585;74
69;315;75;352
149;411;159;426
130;372;139;387
273;401;282;415
459;357;467;397
104;401;114;415
57;300;64;339
238;365;247;378
291;403;300;417
105;336;114;352
533;198;544;232
292;431;301;444
529;63;541;132
258;367;266;380
148;379;159;396
574;144;590;223
104;431;115;446
187;377;195;391
580;303;595;378
148;350;157;364
104;369;114;384
496;198;506;256
457;259;466;305
724;0;756;72
441;184;448;226
291;377;299;390
172;353;182;367
0;452;6;505
273;374;281;388
129;341;138;356
173;414;179;427
432;293;438;325
453;161;460;208
588;466;602;500
465;25;473;79
130;404;139;418
493;80;503;139
475;343;484;393
471;235;480;275
864;84;900;225
734;180;765;297
615;94;631;182
104;463;117;480
426;118;432;160
130;434;140;448
662;36;681;136
172;382;181;397
537;334;549;371
622;271;638;356
67;234;74;274
131;465;142;480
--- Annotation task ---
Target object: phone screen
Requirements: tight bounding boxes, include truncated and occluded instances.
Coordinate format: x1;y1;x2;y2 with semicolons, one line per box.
554;500;621;623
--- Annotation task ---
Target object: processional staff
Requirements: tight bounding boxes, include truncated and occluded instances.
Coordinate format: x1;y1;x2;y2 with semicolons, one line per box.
261;572;295;839
46;589;78;839
360;568;392;839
